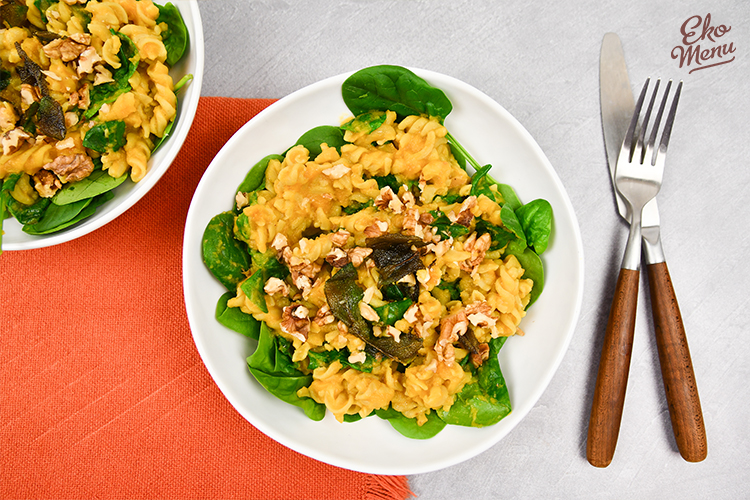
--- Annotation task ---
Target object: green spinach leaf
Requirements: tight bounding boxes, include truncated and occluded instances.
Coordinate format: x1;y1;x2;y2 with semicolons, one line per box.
52;169;127;206
215;291;260;339
85;31;139;119
202;211;251;290
428;209;470;240
291;126;346;158
341;111;387;134
82;120;126;153
3;193;50;225
247;322;325;421
156;2;189;66
342;65;453;122
438;336;511;427
307;348;374;373
515;199;552;255
22;191;113;235
375;406;446;439
474;218;516;252
503;239;545;307
500;204;526;245
236;154;283;196
373;299;413;326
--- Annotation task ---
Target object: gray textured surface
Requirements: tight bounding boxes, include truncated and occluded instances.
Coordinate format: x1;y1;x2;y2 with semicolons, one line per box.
198;1;749;498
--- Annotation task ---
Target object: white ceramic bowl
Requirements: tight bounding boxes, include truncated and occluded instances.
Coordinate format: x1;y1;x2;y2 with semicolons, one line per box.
2;0;204;251
183;68;584;475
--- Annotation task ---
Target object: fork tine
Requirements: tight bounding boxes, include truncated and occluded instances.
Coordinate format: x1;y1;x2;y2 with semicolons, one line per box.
637;79;660;163
623;78;650;161
657;80;683;158
645;80;672;164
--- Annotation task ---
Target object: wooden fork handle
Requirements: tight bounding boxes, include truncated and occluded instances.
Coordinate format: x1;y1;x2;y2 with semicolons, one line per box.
646;261;707;462
587;268;639;468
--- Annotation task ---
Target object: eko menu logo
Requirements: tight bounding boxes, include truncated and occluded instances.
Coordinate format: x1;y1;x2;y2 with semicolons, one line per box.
671;14;736;74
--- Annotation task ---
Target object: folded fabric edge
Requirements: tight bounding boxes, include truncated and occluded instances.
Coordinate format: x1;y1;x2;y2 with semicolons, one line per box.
364;475;414;500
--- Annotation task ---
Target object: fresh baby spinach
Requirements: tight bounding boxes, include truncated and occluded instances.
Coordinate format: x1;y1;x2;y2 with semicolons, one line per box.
215;291;261;340
247;323;326;421
516;199;553;255
342;65;453;122
4;192;50;225
292;125;346;158
438;336;511;427
82;120;126;153
85;31;139;119
22;191;113;235
307;348;374;373
236;154;283;197
373;298;413;326
341;111;387;134
375;406;447;439
504;239;545;307
156;2;189;67
52;170;127;206
202;211;251;290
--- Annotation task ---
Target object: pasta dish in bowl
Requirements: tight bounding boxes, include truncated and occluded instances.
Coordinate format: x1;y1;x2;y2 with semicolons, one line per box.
0;0;203;251
183;66;583;474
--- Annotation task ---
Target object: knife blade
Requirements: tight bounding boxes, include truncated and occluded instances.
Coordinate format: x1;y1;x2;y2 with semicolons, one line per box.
593;32;707;465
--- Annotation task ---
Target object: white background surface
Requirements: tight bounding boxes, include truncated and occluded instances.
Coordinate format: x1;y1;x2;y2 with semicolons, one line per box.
197;1;749;498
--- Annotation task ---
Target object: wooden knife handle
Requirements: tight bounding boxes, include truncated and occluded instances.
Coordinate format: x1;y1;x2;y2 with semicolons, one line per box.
587;268;639;468
646;261;707;462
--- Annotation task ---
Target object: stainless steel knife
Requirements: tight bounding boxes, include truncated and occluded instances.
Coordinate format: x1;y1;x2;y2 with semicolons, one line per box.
593;32;707;465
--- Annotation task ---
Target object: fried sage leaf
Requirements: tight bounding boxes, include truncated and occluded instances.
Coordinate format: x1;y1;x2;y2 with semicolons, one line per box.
324;263;422;365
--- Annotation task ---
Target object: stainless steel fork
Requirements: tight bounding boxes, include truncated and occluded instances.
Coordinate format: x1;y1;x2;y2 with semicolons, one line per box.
588;78;683;468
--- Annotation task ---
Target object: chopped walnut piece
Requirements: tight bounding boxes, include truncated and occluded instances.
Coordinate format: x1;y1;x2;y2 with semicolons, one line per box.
263;277;289;296
322;163;350;179
403;304;419;324
43;154;94;183
363;219;388;238
465;302;496;328
77;46;102;76
2;127;32;155
427;238;452;258
280;304;310;343
459;232;491;274
93;65;114;85
235;191;249;210
313;304;335;326
325;247;349;268
418;212;435;225
374;186;404;214
448;195;477;227
347;247;372;267
359;301;380;322
436;310;469;366
68;84;90;110
330;229;350;247
64;112;79;128
348;351;367;364
68;33;91;45
386;325;402;343
20;84;39;106
401;188;416;208
43;37;87;62
270;233;288;252
33;169;62;198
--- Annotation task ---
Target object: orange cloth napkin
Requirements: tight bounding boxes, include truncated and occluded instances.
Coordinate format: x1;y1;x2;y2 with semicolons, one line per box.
0;97;414;500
